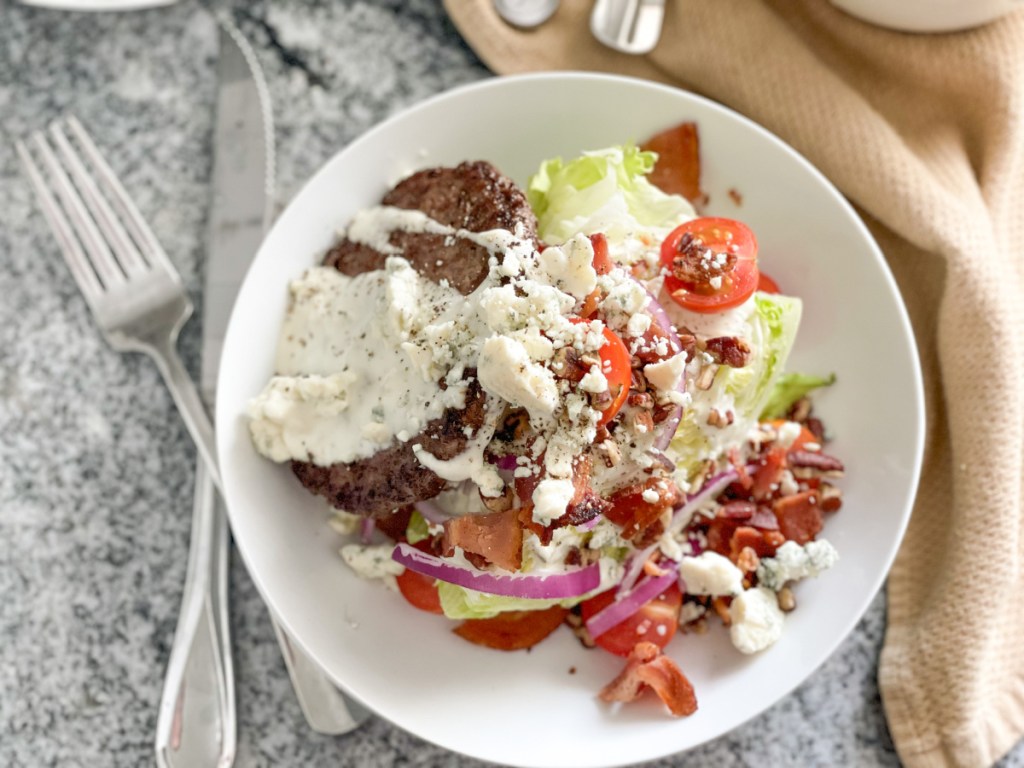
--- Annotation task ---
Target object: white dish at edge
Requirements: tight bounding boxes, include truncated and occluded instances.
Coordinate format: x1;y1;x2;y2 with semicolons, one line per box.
216;72;925;768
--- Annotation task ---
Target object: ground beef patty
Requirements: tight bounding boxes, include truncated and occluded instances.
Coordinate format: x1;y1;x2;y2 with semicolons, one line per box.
324;160;538;295
291;161;538;517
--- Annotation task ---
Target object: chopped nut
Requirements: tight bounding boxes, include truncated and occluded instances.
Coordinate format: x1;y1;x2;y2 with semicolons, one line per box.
777;586;796;612
630;368;648;392
594;439;622;468
819;482;843;512
696;364;718;391
788;397;811;423
631;409;655;434
627;390;655;409
706;408;735;428
736;546;760;573
566;611;596;648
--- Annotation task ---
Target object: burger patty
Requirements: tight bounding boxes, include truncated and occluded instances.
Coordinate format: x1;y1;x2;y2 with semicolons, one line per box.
292;161;538;517
292;378;488;518
324;160;538;295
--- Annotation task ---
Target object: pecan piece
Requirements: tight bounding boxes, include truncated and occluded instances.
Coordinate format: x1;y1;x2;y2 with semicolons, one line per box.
789;450;845;474
704;336;751;368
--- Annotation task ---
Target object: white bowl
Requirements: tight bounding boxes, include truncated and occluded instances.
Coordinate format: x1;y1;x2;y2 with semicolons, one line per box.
217;72;924;768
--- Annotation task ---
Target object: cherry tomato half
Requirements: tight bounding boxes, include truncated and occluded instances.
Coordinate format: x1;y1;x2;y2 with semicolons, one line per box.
453;606;568;651
660;217;759;314
571;318;631;427
580;582;683;657
396;568;443;614
757;271;780;294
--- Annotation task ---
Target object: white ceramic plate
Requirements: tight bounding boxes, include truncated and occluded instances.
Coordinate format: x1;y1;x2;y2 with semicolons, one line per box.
217;73;924;768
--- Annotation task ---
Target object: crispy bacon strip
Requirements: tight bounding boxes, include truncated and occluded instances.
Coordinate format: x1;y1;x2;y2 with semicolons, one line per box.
598;642;698;717
442;507;523;572
640;122;703;204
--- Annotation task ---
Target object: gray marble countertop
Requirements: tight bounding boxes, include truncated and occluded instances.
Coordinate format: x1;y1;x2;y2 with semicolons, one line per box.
1;2;1021;766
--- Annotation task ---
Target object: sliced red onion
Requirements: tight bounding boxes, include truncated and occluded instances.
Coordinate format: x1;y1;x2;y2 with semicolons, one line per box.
616;541;659;597
585;564;679;639
392;542;600;599
359;517;376;544
668;469;739;535
686;536;705;555
413;500;448;525
577;513;603;532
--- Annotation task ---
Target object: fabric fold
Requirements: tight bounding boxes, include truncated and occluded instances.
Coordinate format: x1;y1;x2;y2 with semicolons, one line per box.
443;1;1024;766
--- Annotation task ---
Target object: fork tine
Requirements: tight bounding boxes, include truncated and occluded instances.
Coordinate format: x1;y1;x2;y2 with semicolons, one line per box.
16;140;105;305
66;116;180;280
49;121;149;277
30;130;126;291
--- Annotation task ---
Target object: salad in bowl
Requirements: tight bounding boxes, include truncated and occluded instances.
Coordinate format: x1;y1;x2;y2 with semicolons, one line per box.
217;72;922;768
246;125;843;715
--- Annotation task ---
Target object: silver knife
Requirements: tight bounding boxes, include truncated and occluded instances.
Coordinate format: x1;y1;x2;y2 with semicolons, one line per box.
155;19;369;764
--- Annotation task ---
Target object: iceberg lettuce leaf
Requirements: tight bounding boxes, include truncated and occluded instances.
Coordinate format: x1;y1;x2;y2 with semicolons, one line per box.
668;293;802;479
527;145;694;244
760;371;837;420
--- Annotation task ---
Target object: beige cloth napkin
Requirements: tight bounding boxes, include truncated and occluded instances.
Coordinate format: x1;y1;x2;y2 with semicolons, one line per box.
443;1;1024;765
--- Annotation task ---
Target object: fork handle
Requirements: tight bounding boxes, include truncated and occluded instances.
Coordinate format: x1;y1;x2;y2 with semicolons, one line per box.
148;337;224;493
156;462;236;768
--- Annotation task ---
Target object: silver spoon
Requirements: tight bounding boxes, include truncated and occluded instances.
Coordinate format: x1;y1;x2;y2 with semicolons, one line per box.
493;0;560;28
591;0;665;55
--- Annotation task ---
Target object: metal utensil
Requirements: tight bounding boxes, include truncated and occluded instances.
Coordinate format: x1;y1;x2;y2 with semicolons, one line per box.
197;16;370;738
16;118;234;765
590;0;665;55
16;119;222;491
492;0;559;28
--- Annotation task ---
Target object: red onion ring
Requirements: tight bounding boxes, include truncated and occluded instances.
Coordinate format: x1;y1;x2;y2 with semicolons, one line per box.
669;469;739;535
392;542;601;599
585;564;679;639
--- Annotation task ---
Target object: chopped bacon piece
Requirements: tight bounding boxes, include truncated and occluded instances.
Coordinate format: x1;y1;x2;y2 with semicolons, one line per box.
747;506;780;530
705;516;740;556
750;447;787;501
605;478;683;541
773;491;824;545
728;448;753;490
719;500;756;520
374;505;414;542
442;507;523;571
640;122;703;204
729;525;783;560
599;641;698;717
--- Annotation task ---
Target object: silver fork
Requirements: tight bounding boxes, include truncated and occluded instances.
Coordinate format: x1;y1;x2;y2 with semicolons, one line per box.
16;117;221;491
16;118;234;764
590;0;665;55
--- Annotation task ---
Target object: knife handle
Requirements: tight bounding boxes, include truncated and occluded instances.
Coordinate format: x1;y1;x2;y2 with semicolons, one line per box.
155;461;236;768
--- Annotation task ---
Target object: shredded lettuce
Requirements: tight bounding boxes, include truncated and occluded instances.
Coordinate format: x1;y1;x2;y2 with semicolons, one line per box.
436;582;584;620
668;293;802;479
527;144;694;244
760;372;836;420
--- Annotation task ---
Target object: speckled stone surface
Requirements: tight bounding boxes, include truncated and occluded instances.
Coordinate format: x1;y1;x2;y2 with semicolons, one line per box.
0;2;1021;767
